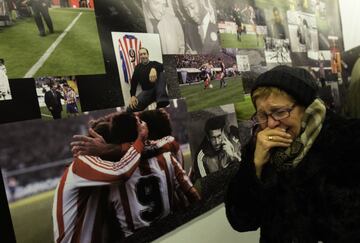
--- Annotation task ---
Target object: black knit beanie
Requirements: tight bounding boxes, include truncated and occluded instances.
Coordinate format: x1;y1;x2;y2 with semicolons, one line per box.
251;65;318;107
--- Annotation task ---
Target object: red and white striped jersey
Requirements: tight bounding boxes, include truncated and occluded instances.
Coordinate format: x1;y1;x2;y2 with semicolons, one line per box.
117;34;142;84
108;147;195;237
52;139;144;243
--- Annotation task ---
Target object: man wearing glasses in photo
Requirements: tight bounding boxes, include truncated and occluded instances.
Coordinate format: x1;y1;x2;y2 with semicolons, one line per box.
225;65;360;242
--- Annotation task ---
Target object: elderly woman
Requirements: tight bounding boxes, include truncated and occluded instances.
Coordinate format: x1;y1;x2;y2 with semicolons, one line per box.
225;65;360;242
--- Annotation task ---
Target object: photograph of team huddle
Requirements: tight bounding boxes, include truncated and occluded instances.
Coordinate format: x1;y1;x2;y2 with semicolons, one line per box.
1;100;204;242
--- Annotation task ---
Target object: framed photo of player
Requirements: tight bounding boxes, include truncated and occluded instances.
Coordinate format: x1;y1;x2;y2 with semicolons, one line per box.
111;32;165;110
287;10;319;53
34;76;82;120
0;4;105;79
0;58;12;101
187;104;241;197
175;51;245;112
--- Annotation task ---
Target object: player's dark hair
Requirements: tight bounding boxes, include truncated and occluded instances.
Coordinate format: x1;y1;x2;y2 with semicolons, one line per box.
91;121;112;143
139;109;172;140
90;118;123;162
110;113;138;144
303;19;308;28
204;116;226;134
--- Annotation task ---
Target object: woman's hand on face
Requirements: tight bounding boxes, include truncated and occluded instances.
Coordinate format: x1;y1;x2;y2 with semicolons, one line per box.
253;127;292;176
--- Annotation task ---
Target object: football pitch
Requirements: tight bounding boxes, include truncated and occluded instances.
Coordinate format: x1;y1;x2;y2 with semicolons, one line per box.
234;95;256;121
40;100;82;120
219;33;265;49
9;190;54;243
0;8;105;79
180;76;245;112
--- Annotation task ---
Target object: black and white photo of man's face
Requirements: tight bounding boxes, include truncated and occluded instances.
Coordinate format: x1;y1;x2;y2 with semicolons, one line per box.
207;128;224;151
181;0;206;25
146;0;167;21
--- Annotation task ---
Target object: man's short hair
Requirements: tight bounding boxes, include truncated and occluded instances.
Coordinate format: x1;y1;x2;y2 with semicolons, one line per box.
204;116;226;134
139;47;149;54
91;120;112;143
139;109;172;140
110;112;138;144
90;118;122;161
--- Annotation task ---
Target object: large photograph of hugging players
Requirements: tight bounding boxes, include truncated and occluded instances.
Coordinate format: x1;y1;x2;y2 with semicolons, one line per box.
0;98;241;242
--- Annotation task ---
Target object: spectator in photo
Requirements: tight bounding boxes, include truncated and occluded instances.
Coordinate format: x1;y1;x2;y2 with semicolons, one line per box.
232;4;243;41
193;116;241;182
241;1;260;46
142;0;185;54
127;47;169;112
44;83;63;119
225;65;360;242
27;0;54;36
218;57;227;88
178;0;220;54
269;7;286;39
7;177;18;202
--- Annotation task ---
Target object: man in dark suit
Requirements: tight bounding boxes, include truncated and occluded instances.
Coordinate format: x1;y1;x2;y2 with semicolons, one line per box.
45;83;63;119
179;0;220;54
28;0;54;36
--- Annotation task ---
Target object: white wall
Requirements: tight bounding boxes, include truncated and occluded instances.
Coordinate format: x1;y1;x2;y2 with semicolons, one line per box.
339;0;360;50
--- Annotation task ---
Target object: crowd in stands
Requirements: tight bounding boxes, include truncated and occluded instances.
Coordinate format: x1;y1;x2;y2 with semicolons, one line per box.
0;0;35;29
0;109;118;187
0;104;191;201
175;53;236;69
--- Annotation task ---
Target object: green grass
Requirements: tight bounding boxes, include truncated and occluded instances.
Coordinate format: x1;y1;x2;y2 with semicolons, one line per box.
0;8;105;78
10;190;54;243
40;100;82;120
180;77;245;112
220;33;265;49
234;95;255;121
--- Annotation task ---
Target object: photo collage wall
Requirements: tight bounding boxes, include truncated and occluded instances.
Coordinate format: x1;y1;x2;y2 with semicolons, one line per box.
0;0;357;242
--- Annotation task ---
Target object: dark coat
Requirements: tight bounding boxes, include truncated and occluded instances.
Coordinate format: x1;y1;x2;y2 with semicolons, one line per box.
225;110;360;243
44;90;62;112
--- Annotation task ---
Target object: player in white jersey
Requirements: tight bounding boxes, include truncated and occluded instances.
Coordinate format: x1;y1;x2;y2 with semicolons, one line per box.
107;109;200;238
53;112;149;243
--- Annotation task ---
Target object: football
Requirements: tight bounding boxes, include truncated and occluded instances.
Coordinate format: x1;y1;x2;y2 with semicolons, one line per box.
209;84;213;88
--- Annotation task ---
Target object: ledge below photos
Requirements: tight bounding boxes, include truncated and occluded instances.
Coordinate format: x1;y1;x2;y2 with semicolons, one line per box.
154;204;260;243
